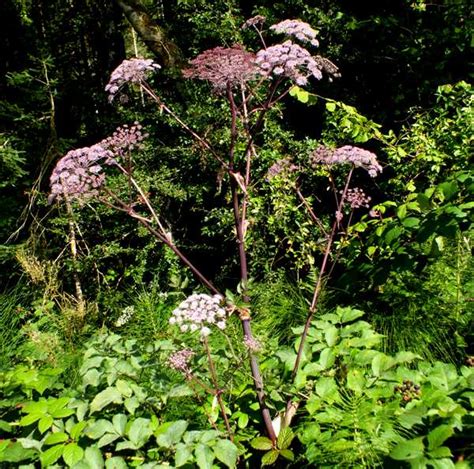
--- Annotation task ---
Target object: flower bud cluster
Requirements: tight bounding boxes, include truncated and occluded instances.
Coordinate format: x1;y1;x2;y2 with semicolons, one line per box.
243;335;262;352
105;58;160;101
344;187;371;209
168;349;195;376
183;45;261;91
169;293;226;338
241;15;266;30
310;145;382;177
270;19;319;47
256;40;323;86
115;306;135;327
101;122;148;158
394;380;421;403
266;157;299;180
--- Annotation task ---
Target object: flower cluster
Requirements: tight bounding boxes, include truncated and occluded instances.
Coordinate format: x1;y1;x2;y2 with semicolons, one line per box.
101;122;148;158
242;15;266;29
270;19;319;47
344;188;371;209
115;306;135;327
309;145;382;177
394;380;421;403
183;45;261;91
49;144;113;202
243;335;262;352
169;293;226;338
49;123;148;202
255;40;323;86
168;349;195;376
105;58;160;101
266;157;299;180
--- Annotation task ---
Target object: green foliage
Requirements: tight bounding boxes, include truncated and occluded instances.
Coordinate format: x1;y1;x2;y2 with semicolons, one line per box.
289;307;474;468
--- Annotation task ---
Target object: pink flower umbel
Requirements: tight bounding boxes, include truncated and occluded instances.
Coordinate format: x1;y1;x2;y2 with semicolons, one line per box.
270;19;320;47
105;58;160;101
183;45;261;91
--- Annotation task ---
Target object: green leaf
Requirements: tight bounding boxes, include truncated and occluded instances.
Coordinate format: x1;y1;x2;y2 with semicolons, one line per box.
371;353;396;376
86;419;116;440
62;443;84;467
104;456;127;469
402;217;420;228
84;446;104;469
390;438;424;461
427;425;454;450
429;446;452;458
326;102;336;112
90;387;122;413
19;413;43;426
339;307;365;323
346;369;365;393
97;433;119;448
277;427;294;450
214;439;238;468
324;326;339;347
40;444;64;467
112;414;127;436
280;449;294;461
251;436;273;451
70;420;87;440
44;432;69;445
385;226;403;244
38;415;54;433
22;401;48;414
195;443;214;469
175;443;192;467
82;369;101;388
115;379;133;398
319;348;336;369
261;449;279;466
127;418;152;448
124;396;140;414
315;377;338;400
155;420;188;448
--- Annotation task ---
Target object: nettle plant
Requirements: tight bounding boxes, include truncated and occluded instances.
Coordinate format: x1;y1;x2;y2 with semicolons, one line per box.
48;17;382;449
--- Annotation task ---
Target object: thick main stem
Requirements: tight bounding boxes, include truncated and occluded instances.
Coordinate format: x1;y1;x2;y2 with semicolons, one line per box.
227;85;276;443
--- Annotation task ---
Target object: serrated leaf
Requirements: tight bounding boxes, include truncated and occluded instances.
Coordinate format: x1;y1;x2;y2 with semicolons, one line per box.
105;456;127;469
250;436;273;451
427;425;454;450
280;449;294;461
70;420;87;440
90;387;122;413
38;415;54;433
40;444;64;466
195;443;214;469
261;449;279;466
127;418;152;448
44;432;69;445
112;414;127;436
155;420;188;448
277;427;294;450
390;438;424;461
175;443;192;467
62;443;84;467
214;439;238;468
84;446;104;469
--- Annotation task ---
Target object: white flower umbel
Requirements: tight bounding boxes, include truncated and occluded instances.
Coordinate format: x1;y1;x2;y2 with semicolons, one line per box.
170;293;226;338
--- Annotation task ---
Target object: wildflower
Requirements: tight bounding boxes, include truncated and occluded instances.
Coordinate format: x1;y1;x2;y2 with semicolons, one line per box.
344;188;371;209
183;45;261;91
170;293;226;338
101;122;148;157
168;349;195;375
255;40;323;86
242;15;266;29
115;306;135;327
49;123;148;202
270;19;319;47
49;144;113;202
309;145;382;177
243;335;262;352
266;157;299;180
105;58;160;101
